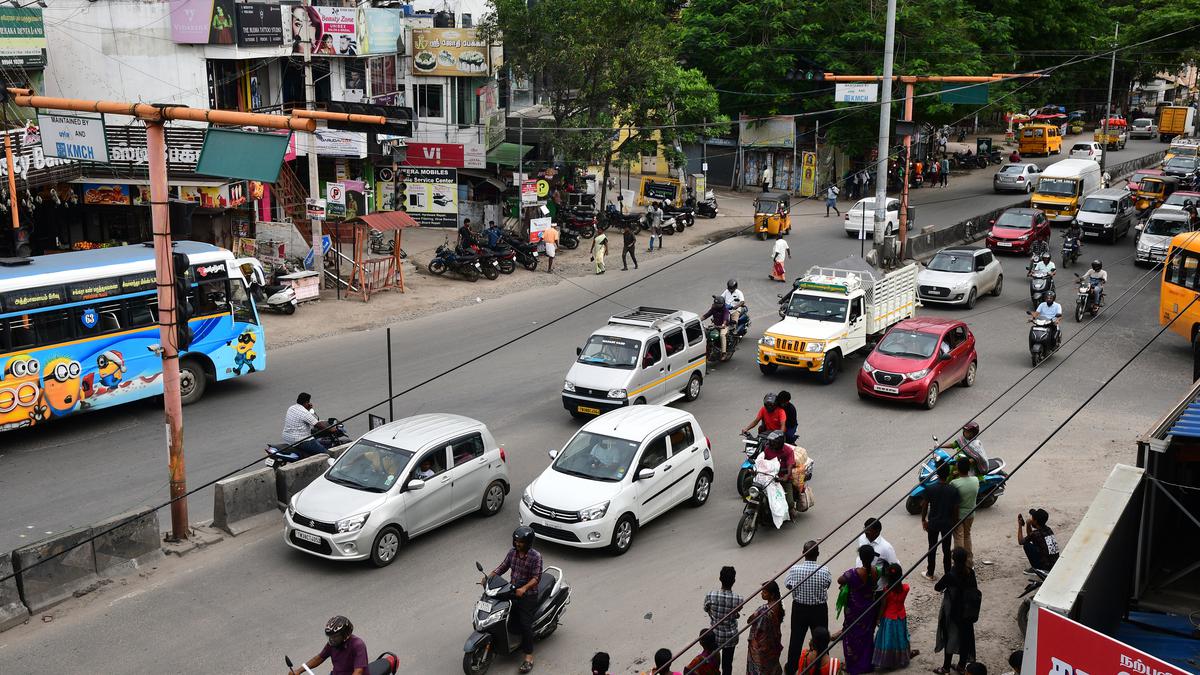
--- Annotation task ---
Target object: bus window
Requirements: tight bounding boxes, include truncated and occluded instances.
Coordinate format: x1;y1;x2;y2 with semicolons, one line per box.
74;301;126;336
2;316;36;351
1169;251;1200;290
33;310;73;347
194;280;230;316
229;280;257;325
127;297;159;329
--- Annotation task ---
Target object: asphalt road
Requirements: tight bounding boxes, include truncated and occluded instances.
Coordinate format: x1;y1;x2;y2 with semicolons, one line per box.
0;139;1183;673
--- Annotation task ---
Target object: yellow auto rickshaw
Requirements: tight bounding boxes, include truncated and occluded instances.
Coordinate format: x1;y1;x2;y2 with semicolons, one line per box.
1135;175;1179;214
754;192;791;240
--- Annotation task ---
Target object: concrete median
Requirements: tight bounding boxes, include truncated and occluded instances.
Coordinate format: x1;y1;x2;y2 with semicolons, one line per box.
212;467;280;536
275;455;332;505
12;526;99;614
0;552;30;632
93;510;163;576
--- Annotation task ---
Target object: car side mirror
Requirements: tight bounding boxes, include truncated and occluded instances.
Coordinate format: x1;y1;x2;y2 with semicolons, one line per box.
548;449;559;459
407;479;426;492
576;347;582;356
940;351;953;361
989;219;995;225
636;468;655;481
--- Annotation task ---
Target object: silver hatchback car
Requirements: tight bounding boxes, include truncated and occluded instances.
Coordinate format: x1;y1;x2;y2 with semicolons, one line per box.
285;414;510;567
994;163;1040;194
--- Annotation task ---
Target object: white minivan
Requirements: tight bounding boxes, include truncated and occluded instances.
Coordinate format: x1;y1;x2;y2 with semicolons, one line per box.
519;406;713;555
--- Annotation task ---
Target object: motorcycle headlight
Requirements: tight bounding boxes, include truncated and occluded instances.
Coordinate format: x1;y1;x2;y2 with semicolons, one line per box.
906;368;931;381
563;380;576;393
747;485;761;500
862;362;876;374
335;512;370;534
759;336;776;347
607;388;627;399
578;501;610;521
807;341;826;353
477;609;508;628
522;487;533;508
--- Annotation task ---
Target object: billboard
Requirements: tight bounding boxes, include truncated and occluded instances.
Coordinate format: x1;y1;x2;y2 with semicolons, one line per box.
289;5;357;56
168;0;236;45
397;167;458;228
1035;608;1187;675
403;142;484;169
236;3;284;47
0;6;46;67
356;7;402;55
739;115;795;148
411;28;489;76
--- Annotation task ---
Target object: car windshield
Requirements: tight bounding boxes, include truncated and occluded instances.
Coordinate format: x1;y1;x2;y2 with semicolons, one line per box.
995;212;1033;228
1172;147;1198;158
1165;194;1200;207
1038;178;1078;196
327;439;412;493
1145;217;1187;236
1166;158;1198;171
552;431;641;482
927;252;974;273
1081;197;1118;214
577;335;640;369
876;329;938;359
1000;165;1025;175
786;293;848;322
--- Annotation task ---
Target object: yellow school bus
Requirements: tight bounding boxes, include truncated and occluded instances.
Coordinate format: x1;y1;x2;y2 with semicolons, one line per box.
1160;232;1200;354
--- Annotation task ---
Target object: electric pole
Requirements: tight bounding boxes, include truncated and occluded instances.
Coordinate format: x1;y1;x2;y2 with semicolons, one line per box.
1100;23;1119;177
302;0;323;275
871;0;898;265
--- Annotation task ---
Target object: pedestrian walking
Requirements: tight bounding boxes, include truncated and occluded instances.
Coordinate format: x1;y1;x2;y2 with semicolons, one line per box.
844;170;857;200
704;566;744;675
951;456;980;567
685;630;722;674
825;185;840;217
784;541;831;675
762;164;774;192
621;225;638;270
592;651;611;675
858;170;870;197
770;232;790;282
648;201;664;252
940;158;950;187
747;581;786;675
933;548;979;674
591;226;609;274
928;160;940;187
921;462;960;580
794;627;842;675
871;563;915;670
542;223;559;274
1017;508;1060;572
836;545;879;674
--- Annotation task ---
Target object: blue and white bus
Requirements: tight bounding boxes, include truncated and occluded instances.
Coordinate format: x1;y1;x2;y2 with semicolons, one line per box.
0;241;266;432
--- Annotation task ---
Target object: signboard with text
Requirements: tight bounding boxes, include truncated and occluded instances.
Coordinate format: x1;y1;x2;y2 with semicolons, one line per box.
397;167;458;227
0;7;47;67
411;28;489;76
1035;608;1186;675
521;180;538;205
236;3;283;46
834;83;878;103
403;142;484;169
39;113;109;163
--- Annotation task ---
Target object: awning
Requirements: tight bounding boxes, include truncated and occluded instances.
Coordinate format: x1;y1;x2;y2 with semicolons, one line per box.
350;211;419;231
487;142;533;168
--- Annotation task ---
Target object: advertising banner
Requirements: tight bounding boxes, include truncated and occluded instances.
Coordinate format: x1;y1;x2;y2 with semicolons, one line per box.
177;184;232;209
293;129;368;158
236;3;283;47
39;113;109;163
1035;608;1186;675
82;184;131;206
402;142;485;169
800;151;817;197
739;115;795;149
356;7;401;55
529;216;552;244
521;180;537;205
397;167;458;228
290;6;357;56
168;0;235;45
0;7;46;67
834;83;878;103
411;28;489;76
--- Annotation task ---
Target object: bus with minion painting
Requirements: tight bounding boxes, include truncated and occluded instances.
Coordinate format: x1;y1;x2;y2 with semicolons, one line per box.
0;242;266;432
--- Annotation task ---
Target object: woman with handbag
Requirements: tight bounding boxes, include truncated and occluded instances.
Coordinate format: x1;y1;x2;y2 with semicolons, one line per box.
933;547;979;674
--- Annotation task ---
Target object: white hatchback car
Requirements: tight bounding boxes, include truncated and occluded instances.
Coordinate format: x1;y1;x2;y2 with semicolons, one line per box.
844;197;900;238
519;406;713;555
1069;141;1103;163
285;414;510;567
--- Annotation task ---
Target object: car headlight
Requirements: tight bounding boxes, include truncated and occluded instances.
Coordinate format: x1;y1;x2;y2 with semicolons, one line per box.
862;361;876;374
607;388;627;399
286;499;296;519
522;487;534;508
906;368;931;381
578;501;610;521
563;380;575;393
335;512;370;533
759;336;776;347
807;341;826;353
1137;240;1150;252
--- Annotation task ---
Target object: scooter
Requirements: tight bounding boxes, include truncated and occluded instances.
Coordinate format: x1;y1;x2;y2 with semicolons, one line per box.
251;279;298;315
1061;232;1081;267
903;438;1008;515
1073;273;1101;322
286;652;399;675
1028;317;1061;367
695;190;719;218
1027;267;1054;310
463;561;571;675
662;202;696;228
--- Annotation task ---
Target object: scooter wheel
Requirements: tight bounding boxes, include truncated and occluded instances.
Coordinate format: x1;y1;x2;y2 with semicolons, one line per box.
736;511;758;547
978;489;1000;509
282;302;296;315
462;644;494;675
905;495;924;515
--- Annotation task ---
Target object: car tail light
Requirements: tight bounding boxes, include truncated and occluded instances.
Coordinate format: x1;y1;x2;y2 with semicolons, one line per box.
1017;176;1025;182
500;448;507;463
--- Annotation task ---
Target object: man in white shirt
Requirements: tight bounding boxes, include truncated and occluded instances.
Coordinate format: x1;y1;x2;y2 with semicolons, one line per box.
770;232;791;282
282;392;325;457
722;279;746;335
1030;251;1056;277
1029;290;1063;346
855;518;900;593
825;184;841;216
1083;259;1107;306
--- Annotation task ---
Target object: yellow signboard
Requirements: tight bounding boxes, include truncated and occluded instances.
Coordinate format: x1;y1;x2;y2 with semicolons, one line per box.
411;28;489;76
800;151;817;197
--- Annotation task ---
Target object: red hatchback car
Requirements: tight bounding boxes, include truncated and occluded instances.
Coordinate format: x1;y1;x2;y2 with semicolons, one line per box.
985;208;1051;255
856;318;978;410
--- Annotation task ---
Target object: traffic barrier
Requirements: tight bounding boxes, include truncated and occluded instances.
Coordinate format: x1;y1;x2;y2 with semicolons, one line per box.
275;455;332;505
93;510;163;576
0;552;30;632
212;467;280;536
12;526;99;614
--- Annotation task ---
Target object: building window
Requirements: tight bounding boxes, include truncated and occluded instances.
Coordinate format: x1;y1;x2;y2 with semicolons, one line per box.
453;77;480;128
416;84;443;118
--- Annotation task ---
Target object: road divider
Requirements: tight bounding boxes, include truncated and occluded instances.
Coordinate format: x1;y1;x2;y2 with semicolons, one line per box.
0;552;29;631
212;467;280;536
12;527;100;614
93;510;163;575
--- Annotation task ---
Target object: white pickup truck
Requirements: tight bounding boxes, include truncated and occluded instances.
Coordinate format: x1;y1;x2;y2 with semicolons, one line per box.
757;259;919;383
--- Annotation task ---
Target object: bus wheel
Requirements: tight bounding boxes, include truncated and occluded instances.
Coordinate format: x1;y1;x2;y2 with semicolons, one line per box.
179;359;208;405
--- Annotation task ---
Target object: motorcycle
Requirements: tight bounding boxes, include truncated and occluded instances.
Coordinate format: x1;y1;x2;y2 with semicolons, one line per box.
735;452;814;548
1027;267;1054;310
501;231;540;271
736;432;812;497
459;245;502;280
369;228;394;255
694;190;719;218
604;206;643;233
479;241;518;275
464;561;571;675
987;149;1005;165
287;652;399;675
903;438;1008;515
1061;232;1081;267
1016;567;1049;638
430;243;484;282
1074;274;1101;322
1028;317;1061;367
265;418;350;467
562;209;597;239
663;202;696;228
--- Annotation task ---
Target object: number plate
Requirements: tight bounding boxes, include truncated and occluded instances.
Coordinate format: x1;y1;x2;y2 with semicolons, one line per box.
997;242;1012;247
476;600;494;613
294;530;321;544
577;406;600;415
532;251;538;257
264;458;277;467
874;385;900;394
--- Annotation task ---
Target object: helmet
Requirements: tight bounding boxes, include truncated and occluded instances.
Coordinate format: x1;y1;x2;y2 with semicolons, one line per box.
1091;259;1102;271
1041;252;1051;262
963;421;980;438
766;430;785;450
325;615;353;646
1045;290;1057;301
512;526;535;548
763;393;777;408
712;294;724;306
727;279;738;291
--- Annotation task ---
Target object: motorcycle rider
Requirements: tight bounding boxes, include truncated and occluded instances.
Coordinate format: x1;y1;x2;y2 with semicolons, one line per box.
486;527;543;673
282;392;327;458
722;279;747;336
1029;251;1056;278
287;615;368;675
762;430;799;518
741;393;786;435
1028;290;1063;347
940;421;989;477
1081;259;1107;307
701;295;732;361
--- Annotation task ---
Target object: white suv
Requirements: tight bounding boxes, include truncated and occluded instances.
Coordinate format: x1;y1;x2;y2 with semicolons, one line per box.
519;406;713;555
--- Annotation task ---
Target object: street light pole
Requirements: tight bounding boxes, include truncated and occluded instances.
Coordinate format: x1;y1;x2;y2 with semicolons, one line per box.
872;0;898;264
1100;22;1119;178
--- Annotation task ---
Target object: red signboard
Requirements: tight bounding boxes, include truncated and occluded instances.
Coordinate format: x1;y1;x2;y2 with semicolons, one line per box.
404;142;465;168
1036;608;1186;675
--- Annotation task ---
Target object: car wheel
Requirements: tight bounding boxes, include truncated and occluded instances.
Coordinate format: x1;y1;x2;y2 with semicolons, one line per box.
370;526;402;568
690;469;713;507
179;358;207;406
963;361;978;387
479;480;506;517
683;373;702;402
608;515;636;555
965;288;977;309
818;350;841;384
991;275;1003;296
923;382;940;410
905;495;925;515
1026;182;1034;194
